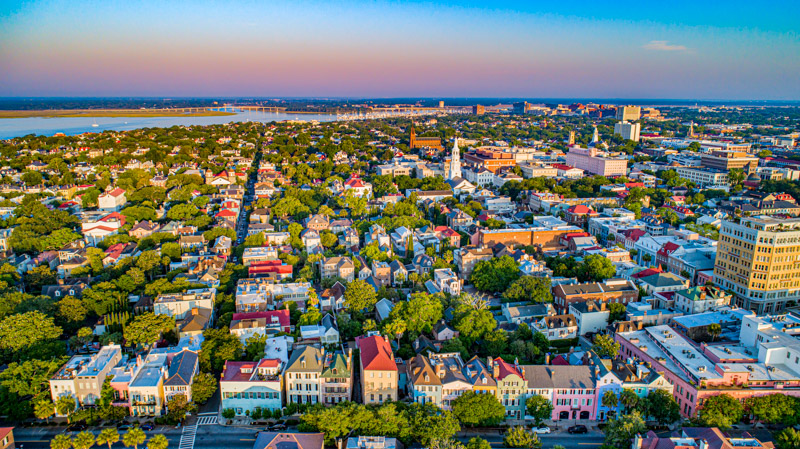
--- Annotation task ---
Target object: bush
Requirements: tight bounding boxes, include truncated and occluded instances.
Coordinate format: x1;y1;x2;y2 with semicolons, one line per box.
222;408;236;419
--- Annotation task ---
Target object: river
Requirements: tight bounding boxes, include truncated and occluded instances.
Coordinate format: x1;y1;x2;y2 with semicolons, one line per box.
0;110;343;139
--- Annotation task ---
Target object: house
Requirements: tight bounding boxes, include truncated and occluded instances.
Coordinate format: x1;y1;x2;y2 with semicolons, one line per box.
320;282;346;312
81;212;126;246
521;365;596;421
0;428;14;449
179;235;206;250
432;268;461;296
344;175;373;198
407;354;442;406
163;349;199;402
284;346;323;405
301;229;322;254
229;310;291;344
671;286;731;314
637;272;690;296
357;334;398;404
371;261;391;287
221;359;284;416
489;357;527;419
501;303;556;326
98;188;126;211
388;260;408;286
300;314;340;344
411;254;434;275
569;301;610;336
321;256;355;282
533;314;578;341
128;353;169;416
50;345;123;410
305;214;330;231
463;356;497;396
552;279;638;312
455;246;493;280
375;298;395;323
432;320;459;341
428;352;471;410
321;349;353;405
252;433;324;449
347;437;401;449
129;220;160;239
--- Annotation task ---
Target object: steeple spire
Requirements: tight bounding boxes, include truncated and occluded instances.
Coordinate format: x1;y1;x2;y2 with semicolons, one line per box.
448;138;461;181
591;125;599;144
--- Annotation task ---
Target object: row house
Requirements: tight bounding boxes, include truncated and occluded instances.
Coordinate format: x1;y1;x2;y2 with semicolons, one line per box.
235;278;313;312
221;359;284;416
522;365;596;421
50;345;123;413
357;334;398;404
320;350;354;405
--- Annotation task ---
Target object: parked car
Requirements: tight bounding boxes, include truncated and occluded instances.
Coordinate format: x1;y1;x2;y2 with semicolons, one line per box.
532;426;551;434
568;425;588;434
141;424;154;431
117;424;132;431
268;423;287;431
67;422;88;432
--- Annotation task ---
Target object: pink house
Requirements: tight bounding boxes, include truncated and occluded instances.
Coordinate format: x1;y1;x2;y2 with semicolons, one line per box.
522;365;597;421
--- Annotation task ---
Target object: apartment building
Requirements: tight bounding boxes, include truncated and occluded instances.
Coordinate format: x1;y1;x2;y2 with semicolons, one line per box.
235;278;313;312
154;288;216;322
519;163;558;179
357;335;398;404
474;225;584;252
700;150;758;174
490;357;527;420
675;166;730;188
50;345;123;410
522;365;596;421
242;246;280;266
284;346;323;405
463;149;516;173
128;353;168;417
221;359;284;416
714;216;800;314
616;105;641;121
614;121;641;142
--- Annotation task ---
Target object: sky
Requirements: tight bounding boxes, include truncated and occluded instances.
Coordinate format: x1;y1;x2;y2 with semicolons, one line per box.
1;0;799;100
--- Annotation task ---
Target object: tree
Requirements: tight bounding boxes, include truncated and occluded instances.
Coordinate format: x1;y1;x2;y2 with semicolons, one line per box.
697;394;743;429
56;395;76;422
503;276;552;303
466;438;492;449
602;391;619;419
166;394;197;422
34;397;55;422
638;389;680;425
745;394;798;425
147;434;169;449
51;434;73;449
73;431;96;449
344;279;377;312
97;428;121;449
57;296;88;324
25;265;57;293
123;312;175;347
607;303;626;322
592;334;621;358
452;305;497;343
191;372;217;405
619;389;639;413
603;412;647;449
503;426;541;449
136;251;162;280
580;254;616;282
222;408;236;419
123;427;147;449
199;328;243;372
707;323;721;342
395;292;443;335
383;319;406;346
470;256;520;293
298;307;323;326
0;311;62;354
776;428;800;449
525;395;554;425
451;391;505;427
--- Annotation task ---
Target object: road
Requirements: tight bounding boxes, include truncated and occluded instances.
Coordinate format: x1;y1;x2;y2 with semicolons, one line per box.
236;147;261;246
14;423;605;449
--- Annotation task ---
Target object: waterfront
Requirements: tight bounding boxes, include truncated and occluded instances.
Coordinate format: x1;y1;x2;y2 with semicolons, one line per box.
0;110;341;139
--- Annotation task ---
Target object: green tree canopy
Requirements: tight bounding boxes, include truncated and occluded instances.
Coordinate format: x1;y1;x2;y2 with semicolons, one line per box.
451;391;506;427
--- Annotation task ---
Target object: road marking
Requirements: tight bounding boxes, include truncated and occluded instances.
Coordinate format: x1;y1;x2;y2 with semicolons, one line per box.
578;443;602;446
197;416;219;425
17;440;50;443
241;438;256;441
179;423;197;449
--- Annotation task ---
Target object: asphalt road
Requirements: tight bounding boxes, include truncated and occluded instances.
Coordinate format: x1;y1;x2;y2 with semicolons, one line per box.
15;424;605;449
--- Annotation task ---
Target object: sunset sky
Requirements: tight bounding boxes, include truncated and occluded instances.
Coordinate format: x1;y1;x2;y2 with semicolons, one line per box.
1;0;798;99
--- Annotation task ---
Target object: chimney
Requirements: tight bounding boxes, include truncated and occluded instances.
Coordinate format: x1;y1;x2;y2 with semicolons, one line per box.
601;301;607;311
633;434;642;449
545;353;551;365
346;348;353;370
698;440;708;449
637;320;644;330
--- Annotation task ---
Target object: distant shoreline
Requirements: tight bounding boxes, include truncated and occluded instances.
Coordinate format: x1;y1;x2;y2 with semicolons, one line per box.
0;109;238;119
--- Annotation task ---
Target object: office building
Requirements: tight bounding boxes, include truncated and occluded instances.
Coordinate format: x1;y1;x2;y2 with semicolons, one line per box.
700;150;759;174
615;105;641;121
565;146;627;177
614;121;641;142
714;216;800;314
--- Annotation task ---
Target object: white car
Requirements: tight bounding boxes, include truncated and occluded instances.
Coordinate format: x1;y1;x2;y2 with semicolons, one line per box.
532;426;551;434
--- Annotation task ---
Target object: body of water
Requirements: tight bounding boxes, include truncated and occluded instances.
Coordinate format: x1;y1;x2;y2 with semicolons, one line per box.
0;110;343;139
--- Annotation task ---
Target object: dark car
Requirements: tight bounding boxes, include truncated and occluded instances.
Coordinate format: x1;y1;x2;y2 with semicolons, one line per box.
66;422;88;432
117;423;132;431
141;424;154;431
268;423;287;431
568;425;588;434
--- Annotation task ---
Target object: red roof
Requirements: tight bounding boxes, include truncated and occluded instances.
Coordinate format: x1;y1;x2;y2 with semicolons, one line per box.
622;229;647;242
0;428;12;441
356;335;396;371
216;209;237;218
104;188;125;197
658;242;680;256
632;267;663;279
492;357;524;380
552;163;575;171
551;355;569;366
100;212;126;224
567;205;595;214
434;226;459;237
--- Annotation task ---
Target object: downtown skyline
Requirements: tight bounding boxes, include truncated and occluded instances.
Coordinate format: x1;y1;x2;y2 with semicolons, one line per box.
1;0;799;100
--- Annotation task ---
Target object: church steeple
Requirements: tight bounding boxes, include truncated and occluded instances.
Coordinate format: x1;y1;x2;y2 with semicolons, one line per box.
448;138;461;181
591;125;599;144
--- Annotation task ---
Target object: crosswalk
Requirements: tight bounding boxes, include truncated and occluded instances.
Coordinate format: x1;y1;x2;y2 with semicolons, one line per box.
179;422;197;449
197;415;219;426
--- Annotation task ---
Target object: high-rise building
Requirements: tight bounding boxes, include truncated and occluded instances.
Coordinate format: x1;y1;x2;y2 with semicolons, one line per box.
591;126;599;144
568;130;576;145
700;150;759;174
513;101;531;114
448;138;461;180
472;105;485;115
615;105;641;121
438;100;445;108
714;216;800;314
614;121;641;142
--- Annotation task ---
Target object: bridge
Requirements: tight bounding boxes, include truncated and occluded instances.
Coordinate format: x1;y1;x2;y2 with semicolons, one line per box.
208;105;286;112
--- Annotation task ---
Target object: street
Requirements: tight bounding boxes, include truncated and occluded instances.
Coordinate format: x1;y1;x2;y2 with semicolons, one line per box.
14;422;606;449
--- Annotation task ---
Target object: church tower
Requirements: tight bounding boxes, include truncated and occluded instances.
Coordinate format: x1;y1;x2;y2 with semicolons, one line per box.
448;138;462;180
591;125;599;144
409;125;417;148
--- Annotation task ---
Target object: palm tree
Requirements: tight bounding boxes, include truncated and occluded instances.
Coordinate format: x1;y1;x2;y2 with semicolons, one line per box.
34;398;55;423
55;396;77;423
708;323;722;342
619;388;639;413
97;428;120;449
51;434;73;449
73;431;96;449
123;427;147;449
776;428;800;449
602;390;619;420
147;434;169;449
